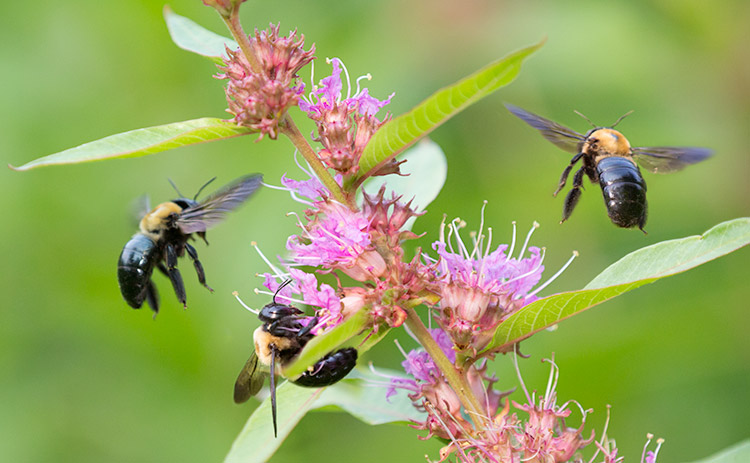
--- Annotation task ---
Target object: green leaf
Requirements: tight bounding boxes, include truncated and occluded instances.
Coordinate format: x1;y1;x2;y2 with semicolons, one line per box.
683;439;750;463
163;6;237;61
482;218;750;354
361;138;447;230
354;39;544;184
225;381;325;463
282;308;372;379
10;118;253;171
225;369;423;463
585;218;750;289
317;370;425;425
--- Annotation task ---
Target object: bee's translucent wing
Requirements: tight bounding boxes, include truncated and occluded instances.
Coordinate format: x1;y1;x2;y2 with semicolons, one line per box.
632;146;712;174
177;174;262;234
130;194;151;227
234;350;267;404
505;103;585;153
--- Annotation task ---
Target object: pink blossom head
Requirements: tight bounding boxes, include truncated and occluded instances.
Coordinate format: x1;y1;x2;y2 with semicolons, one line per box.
216;24;315;139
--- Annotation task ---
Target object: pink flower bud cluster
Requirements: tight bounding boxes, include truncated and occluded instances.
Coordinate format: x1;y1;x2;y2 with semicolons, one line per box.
201;0;246;17
216;24;315;139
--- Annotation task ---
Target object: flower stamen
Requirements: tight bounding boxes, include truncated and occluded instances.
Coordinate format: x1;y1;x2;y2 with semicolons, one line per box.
354;73;372;96
252;241;286;277
527;250;579;298
233;291;259;314
507;221;518;258
518;221;540;259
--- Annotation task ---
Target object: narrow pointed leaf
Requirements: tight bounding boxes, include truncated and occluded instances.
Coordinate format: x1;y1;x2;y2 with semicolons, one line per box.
354;39;544;183
164;6;237;61
282;308;371;379
225;369;422;463
585;218;750;289
481;218;750;354
684;439;750;463
11;118;253;171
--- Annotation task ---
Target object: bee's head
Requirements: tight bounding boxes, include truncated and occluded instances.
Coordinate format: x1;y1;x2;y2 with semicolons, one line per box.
258;302;303;323
585;128;631;156
171;198;199;211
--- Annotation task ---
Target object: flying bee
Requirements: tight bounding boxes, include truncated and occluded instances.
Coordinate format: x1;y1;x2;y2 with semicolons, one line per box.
234;280;358;437
117;174;262;315
505;104;712;232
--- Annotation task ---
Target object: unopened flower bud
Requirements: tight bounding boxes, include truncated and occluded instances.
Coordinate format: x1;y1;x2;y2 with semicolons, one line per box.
202;0;245;17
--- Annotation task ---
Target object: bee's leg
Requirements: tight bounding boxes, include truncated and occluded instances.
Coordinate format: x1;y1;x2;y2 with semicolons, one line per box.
561;167;586;223
165;243;187;307
554;152;584;196
638;214;648;235
145;280;160;318
297;316;319;339
270;346;279;438
185;243;213;292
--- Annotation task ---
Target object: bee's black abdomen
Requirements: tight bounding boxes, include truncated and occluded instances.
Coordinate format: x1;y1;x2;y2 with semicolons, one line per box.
293;348;358;388
597;157;648;229
117;234;159;308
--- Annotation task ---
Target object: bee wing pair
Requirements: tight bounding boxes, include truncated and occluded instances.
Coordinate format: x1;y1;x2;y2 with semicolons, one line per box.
234;350;266;404
130;174;263;233
234;348;282;437
505;104;712;173
177;174;263;234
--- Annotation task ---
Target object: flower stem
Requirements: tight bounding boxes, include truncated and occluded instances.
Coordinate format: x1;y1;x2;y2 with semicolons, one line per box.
404;307;488;427
221;10;262;74
280;119;350;207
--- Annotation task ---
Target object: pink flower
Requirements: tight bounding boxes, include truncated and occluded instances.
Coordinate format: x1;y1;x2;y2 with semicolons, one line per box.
385;329;472;440
429;209;577;352
512;357;595;462
300;58;394;175
286;199;387;281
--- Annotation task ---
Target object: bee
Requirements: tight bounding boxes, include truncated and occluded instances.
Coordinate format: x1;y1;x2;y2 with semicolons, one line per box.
234;280;358;437
505;104;712;232
117;174;262;315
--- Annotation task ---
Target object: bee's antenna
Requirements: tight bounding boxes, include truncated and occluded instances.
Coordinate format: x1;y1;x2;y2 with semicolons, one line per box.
194;177;217;200
167;178;186;198
273;279;294;304
573;110;597;129
611;110;634;128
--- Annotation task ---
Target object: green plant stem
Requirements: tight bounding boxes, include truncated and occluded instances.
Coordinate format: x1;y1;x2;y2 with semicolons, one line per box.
280;119;350;207
221;10;262;74
403;307;488;427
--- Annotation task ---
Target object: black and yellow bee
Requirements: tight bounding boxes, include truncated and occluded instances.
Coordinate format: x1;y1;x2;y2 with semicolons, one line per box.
234;281;358;437
117;174;262;315
506;104;712;232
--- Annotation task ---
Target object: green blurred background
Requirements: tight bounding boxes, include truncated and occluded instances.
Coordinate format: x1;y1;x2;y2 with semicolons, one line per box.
2;0;748;461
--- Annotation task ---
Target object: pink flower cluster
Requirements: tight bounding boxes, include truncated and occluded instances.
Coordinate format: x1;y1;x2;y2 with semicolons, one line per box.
300;58;394;175
429;213;577;354
216;24;315;139
262;171;430;329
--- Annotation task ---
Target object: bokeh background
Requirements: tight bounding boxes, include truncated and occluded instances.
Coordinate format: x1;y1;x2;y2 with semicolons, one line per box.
2;0;748;462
